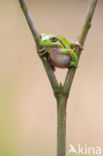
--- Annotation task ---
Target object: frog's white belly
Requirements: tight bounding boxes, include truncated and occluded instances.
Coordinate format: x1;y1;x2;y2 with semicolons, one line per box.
49;53;71;68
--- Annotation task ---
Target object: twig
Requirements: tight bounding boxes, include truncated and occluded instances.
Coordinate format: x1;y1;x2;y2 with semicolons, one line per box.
64;0;98;94
19;0;40;47
19;0;59;91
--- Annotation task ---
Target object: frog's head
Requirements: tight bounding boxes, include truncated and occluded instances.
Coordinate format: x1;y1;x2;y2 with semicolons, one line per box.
40;33;67;49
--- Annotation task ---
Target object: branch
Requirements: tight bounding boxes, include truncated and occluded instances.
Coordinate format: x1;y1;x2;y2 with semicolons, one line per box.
64;0;98;94
19;0;40;47
19;0;59;91
18;1;98;156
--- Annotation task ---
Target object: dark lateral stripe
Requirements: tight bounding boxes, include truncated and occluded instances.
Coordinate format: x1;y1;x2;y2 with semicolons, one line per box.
57;39;67;48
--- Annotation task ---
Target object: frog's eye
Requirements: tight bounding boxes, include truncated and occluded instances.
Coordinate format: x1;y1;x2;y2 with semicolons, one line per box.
50;37;58;42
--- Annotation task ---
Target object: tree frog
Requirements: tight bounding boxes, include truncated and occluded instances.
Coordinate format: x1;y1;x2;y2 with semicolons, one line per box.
38;33;82;70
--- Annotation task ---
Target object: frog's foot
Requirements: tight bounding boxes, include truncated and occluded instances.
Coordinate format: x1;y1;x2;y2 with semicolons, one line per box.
37;47;47;56
69;62;78;69
71;42;83;52
51;64;56;71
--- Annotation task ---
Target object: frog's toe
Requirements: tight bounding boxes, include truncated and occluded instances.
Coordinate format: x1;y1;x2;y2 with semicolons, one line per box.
37;47;46;56
69;62;78;69
77;43;83;51
71;42;83;51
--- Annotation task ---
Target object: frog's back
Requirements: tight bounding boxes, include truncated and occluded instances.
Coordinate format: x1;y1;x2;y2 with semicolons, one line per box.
57;35;70;49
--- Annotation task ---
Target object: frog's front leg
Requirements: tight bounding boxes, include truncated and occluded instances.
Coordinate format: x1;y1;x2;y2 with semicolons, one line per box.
37;47;56;71
37;47;47;56
69;41;83;51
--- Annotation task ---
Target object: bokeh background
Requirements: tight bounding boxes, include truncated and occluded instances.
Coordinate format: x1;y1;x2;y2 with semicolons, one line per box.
0;0;103;156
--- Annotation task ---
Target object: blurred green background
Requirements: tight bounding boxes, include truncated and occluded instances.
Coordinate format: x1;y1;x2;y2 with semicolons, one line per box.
0;0;103;156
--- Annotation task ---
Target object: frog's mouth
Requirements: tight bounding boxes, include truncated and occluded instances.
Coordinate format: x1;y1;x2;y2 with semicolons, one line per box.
45;45;59;49
46;45;58;48
45;45;60;54
51;45;58;48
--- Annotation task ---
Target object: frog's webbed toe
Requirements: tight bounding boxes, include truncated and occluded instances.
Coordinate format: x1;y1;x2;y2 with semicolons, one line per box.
37;47;47;56
70;42;83;51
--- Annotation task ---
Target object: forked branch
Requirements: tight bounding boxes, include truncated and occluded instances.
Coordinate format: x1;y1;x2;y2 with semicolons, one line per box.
18;1;98;156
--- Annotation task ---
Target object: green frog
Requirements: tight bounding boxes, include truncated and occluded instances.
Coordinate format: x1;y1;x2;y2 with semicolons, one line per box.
38;33;82;70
